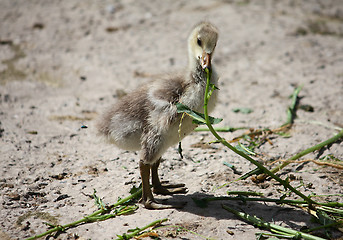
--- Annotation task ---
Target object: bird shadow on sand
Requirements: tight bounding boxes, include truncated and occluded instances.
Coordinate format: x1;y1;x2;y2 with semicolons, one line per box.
159;191;315;231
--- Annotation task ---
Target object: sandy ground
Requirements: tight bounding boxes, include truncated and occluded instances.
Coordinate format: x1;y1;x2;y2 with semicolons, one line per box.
1;0;343;239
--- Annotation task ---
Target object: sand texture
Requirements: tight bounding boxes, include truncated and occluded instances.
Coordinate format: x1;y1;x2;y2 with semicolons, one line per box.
1;0;343;239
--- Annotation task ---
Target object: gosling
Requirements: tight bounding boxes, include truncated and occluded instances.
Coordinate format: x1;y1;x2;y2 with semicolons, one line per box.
97;22;219;209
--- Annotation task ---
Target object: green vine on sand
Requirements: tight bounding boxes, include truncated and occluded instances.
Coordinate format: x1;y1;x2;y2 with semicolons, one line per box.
177;67;343;239
25;188;142;240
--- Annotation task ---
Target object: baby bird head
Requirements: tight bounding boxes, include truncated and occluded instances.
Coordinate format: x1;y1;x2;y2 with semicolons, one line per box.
188;22;218;70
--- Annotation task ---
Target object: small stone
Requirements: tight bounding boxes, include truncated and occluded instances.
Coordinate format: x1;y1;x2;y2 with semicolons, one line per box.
8;192;20;200
55;194;70;202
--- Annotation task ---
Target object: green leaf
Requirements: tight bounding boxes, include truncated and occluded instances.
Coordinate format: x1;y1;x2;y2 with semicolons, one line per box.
223;161;242;175
128;227;140;233
116;233;129;240
211;84;219;90
239;142;256;156
176;102;205;124
223;161;234;168
176;102;222;125
207;83;219;99
276;131;292;138
43;222;57;228
282;85;303;126
232;107;253;114
93;189;106;210
235;143;255;156
128;186;142;202
238;168;264;181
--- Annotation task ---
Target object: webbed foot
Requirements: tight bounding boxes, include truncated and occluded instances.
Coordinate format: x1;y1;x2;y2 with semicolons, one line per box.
153;181;188;195
140;198;186;209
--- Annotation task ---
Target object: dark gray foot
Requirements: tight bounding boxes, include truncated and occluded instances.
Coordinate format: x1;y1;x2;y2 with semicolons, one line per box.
153;181;188;195
140;198;187;209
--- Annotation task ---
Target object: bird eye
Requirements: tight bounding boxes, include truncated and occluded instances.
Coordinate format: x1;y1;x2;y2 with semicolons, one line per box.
197;38;202;47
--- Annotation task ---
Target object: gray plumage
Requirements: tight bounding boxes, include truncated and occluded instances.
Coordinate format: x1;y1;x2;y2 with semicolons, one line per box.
97;22;219;209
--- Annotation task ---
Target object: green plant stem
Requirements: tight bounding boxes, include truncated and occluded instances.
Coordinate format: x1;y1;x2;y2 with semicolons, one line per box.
270;129;343;175
222;204;326;240
25;188;142;240
303;221;343;233
227;191;263;196
203;68;317;206
256;232;298;239
283;85;302;126
116;218;168;240
199;196;343;207
195;126;247;132
318;205;343;214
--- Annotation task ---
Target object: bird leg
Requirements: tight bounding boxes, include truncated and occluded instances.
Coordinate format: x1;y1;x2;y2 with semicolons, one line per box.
139;160;186;209
139;160;155;206
151;158;188;195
